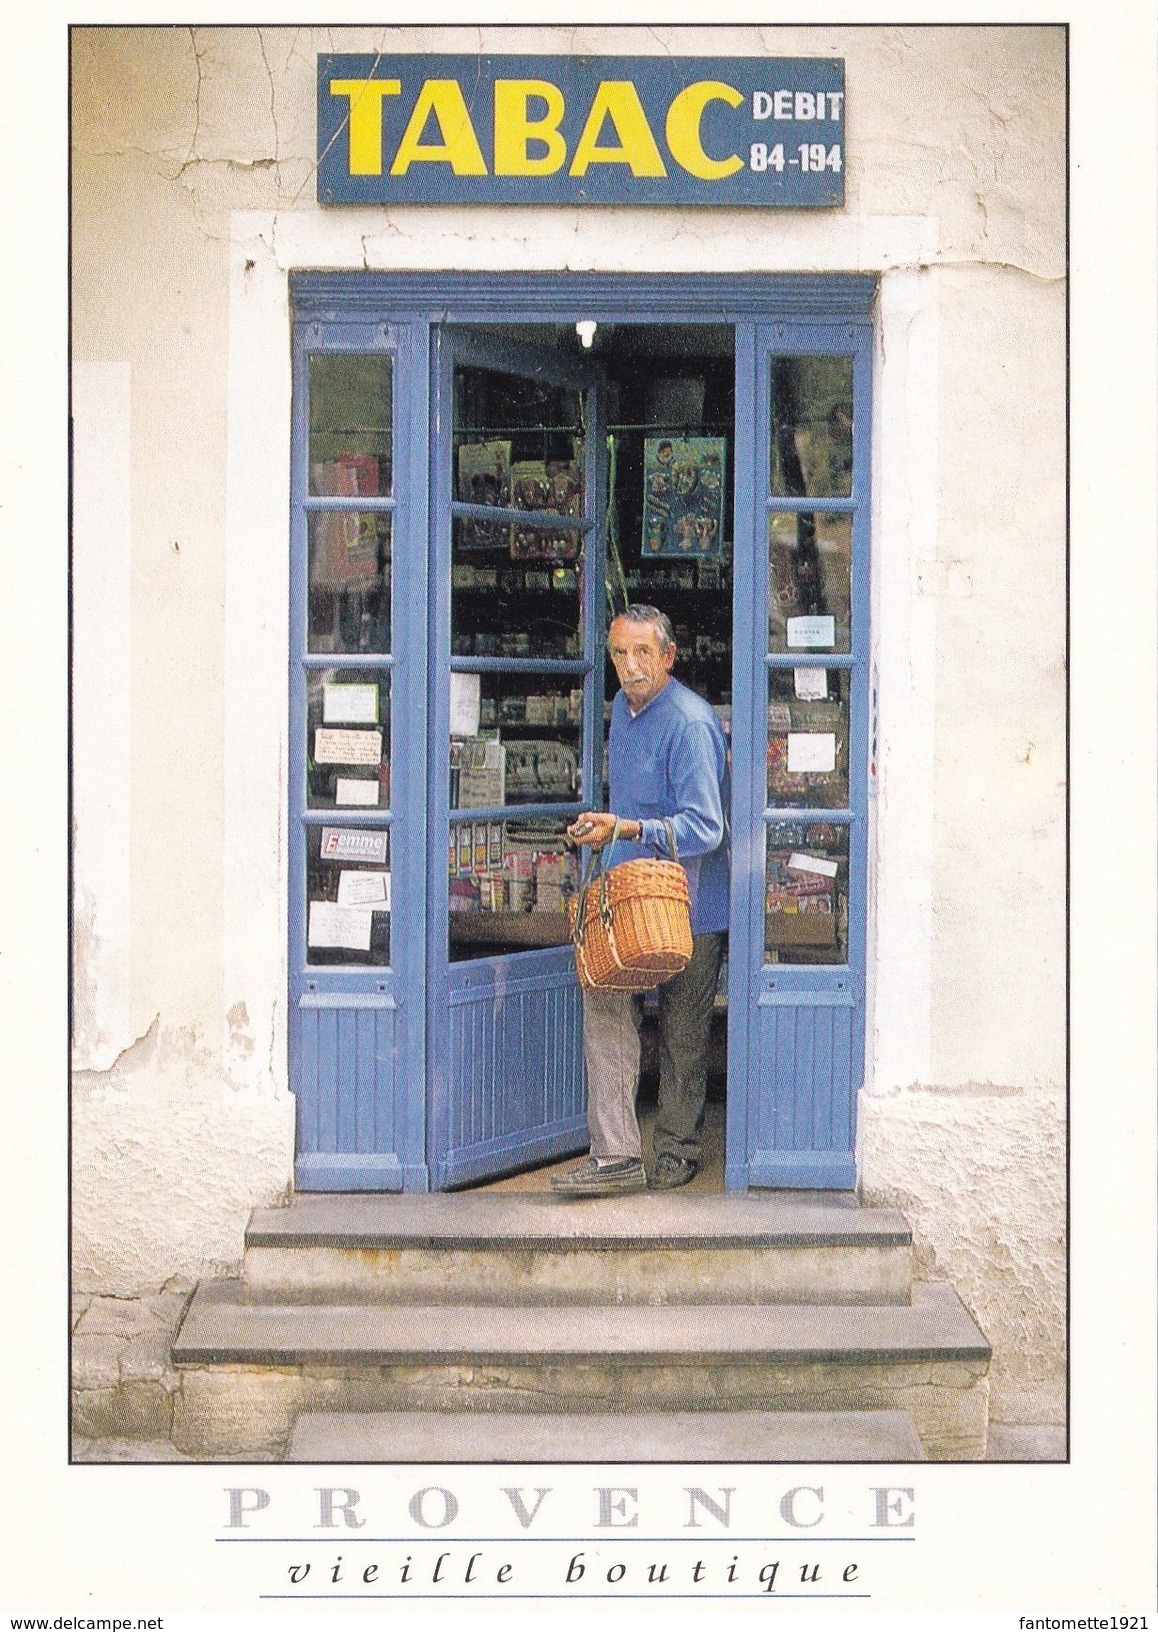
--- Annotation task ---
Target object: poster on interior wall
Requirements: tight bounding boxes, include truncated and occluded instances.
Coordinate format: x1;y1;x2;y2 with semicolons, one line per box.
456;438;511;549
642;436;725;556
509;453;583;559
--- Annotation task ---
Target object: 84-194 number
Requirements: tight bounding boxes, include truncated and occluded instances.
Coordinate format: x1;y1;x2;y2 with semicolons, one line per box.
750;142;842;173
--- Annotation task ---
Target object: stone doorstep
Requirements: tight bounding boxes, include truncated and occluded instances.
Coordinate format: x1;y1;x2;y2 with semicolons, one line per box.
173;1280;989;1368
170;1281;990;1459
287;1407;929;1463
171;1359;989;1462
243;1193;914;1306
245;1190;912;1251
242;1241;911;1307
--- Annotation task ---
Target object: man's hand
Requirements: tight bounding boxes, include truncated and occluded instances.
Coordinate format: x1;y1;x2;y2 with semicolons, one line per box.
567;812;641;849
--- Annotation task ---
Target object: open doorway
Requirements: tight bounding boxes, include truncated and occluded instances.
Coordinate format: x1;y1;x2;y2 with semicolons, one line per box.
471;320;736;1193
289;270;870;1195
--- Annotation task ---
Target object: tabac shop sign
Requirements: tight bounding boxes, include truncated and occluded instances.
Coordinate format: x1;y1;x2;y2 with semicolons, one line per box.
317;55;844;207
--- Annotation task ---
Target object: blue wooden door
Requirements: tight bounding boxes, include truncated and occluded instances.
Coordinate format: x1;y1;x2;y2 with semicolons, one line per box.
726;317;873;1188
425;328;606;1188
288;317;429;1191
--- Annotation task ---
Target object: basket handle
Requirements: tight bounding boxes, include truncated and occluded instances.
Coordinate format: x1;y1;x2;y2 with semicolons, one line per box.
597;818;625;929
572;822;611;948
605;816;680;867
660;817;680;866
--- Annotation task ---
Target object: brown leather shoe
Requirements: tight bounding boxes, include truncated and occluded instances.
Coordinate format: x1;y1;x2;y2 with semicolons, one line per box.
550;1156;647;1198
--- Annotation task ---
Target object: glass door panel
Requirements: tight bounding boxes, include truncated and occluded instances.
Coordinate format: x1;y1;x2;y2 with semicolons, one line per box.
446;356;595;966
451;366;587;661
306;824;392;968
770;355;854;498
307;512;391;654
764;821;849;966
290;336;410;1191
766;667;850;811
429;328;602;1189
308;352;394;491
306;669;391;811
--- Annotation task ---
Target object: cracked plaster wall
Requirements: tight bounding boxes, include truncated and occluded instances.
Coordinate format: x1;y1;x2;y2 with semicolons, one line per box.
71;23;1066;1412
859;1083;1065;1424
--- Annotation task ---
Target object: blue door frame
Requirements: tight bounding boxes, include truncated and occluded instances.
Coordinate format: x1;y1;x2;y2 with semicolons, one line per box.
289;272;876;1193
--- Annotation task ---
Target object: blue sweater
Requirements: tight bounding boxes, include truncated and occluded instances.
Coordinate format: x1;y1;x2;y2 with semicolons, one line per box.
606;677;730;935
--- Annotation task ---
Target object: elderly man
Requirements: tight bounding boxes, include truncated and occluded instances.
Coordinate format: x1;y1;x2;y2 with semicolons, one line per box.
553;605;730;1198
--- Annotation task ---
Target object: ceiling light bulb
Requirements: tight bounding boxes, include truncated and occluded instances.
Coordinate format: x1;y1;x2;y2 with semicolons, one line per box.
575;320;597;349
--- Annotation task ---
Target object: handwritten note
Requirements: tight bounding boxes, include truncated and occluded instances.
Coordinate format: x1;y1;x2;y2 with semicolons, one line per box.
450;672;482;737
787;732;837;774
323;683;379;725
337;870;391;910
794;667;828;700
315;728;383;766
307;900;372;951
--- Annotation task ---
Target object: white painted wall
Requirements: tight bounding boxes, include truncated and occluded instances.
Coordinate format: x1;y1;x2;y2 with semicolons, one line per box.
72;362;133;1073
71;25;1065;1419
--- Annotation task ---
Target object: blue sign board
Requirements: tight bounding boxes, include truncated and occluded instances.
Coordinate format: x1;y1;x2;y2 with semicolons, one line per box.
317;55;844;207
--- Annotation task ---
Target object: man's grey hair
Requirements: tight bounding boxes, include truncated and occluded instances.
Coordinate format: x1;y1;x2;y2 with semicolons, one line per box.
613;604;676;652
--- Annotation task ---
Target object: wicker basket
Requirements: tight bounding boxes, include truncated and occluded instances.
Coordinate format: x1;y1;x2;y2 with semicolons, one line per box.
569;819;693;992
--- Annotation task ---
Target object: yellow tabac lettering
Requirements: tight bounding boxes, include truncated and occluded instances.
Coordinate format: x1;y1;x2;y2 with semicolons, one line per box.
665;81;744;180
569;82;667;177
390;80;488;175
493;80;567;175
329;79;401;176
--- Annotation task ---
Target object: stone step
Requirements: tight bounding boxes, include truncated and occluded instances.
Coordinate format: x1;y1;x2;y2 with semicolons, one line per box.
242;1192;913;1306
171;1281;988;1461
288;1407;928;1462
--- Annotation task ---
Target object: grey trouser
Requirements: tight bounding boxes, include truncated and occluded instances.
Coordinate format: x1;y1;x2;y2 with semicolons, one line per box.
581;932;724;1163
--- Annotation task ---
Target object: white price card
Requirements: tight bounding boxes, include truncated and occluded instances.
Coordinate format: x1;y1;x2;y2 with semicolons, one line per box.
337;870;391;910
787;732;837;774
307;900;373;951
323;682;379;725
786;615;836;649
450;672;482;737
787;851;839;878
335;777;379;806
315;727;383;765
794;667;828;699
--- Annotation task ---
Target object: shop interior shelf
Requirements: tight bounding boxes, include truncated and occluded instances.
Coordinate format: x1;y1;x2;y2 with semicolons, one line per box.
766;915;838;947
448;911;572;946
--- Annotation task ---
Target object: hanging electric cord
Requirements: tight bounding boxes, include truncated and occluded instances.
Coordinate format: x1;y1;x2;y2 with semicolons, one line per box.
604;432;630;622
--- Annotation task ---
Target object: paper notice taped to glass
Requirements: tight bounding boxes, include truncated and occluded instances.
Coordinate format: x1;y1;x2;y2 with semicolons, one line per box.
450;672;482;737
787;851;839;877
337;870;391;909
308;900;373;950
323;682;379;725
794;667;828;700
321;828;389;864
315;727;383;765
335;777;380;806
787;732;837;773
787;615;836;649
